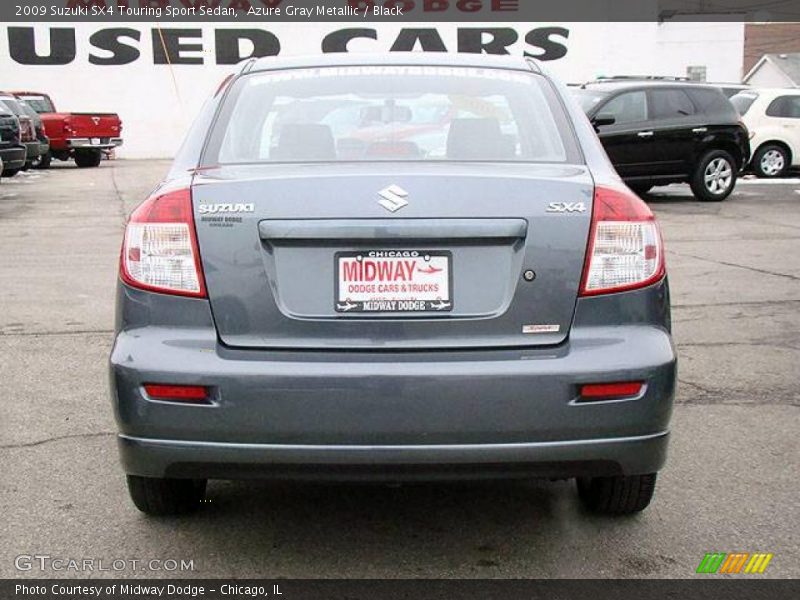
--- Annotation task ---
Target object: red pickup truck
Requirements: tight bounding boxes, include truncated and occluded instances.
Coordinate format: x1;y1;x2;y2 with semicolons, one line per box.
12;92;122;168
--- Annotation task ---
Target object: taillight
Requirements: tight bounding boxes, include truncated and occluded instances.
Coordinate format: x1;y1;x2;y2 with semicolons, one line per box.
579;184;665;296
120;187;206;298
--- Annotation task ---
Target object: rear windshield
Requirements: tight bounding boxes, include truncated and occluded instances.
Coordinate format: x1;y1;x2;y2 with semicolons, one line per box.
0;97;24;116
731;92;758;116
18;102;38;119
19;95;54;113
208;66;575;164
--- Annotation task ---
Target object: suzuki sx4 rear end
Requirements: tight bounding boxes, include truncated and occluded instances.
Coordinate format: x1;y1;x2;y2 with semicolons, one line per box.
110;55;676;516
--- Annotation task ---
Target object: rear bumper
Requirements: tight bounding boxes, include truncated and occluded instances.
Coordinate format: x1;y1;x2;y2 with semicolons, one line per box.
119;432;669;481
67;137;123;150
0;146;26;170
110;280;677;481
23;141;41;160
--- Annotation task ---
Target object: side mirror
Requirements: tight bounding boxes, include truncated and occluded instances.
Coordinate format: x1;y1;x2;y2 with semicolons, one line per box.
591;113;616;130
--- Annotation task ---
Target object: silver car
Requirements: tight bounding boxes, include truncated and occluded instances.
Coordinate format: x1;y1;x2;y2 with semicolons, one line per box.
110;54;676;516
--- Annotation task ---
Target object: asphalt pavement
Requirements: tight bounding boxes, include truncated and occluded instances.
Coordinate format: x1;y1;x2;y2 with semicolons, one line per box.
0;161;797;578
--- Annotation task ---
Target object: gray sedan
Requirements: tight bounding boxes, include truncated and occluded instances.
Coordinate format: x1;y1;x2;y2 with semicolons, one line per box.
110;54;676;517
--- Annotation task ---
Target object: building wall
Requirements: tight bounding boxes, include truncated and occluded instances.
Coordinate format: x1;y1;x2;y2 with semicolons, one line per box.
744;23;800;74
0;22;745;158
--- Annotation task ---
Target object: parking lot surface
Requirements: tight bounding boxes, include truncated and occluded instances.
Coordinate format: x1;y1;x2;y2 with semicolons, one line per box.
1;162;798;578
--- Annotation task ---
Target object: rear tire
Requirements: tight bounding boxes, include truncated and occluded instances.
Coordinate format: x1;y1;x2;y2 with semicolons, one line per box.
36;152;51;170
690;149;737;201
577;473;657;515
126;475;206;516
2;168;20;178
74;150;102;168
753;144;789;178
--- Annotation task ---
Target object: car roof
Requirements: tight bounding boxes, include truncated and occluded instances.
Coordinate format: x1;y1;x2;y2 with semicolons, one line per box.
247;53;538;74
581;80;727;93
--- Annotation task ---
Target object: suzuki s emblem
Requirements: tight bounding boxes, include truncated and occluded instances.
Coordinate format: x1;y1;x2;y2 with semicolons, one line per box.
377;185;409;213
91;117;100;125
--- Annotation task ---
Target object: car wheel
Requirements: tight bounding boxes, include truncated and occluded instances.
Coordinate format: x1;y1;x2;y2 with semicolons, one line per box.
2;168;20;178
754;144;789;178
126;475;207;516
577;473;657;515
36;152;52;170
690;149;736;202
74;150;103;168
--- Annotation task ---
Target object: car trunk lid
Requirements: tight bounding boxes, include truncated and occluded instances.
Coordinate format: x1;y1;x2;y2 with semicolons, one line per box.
193;162;593;350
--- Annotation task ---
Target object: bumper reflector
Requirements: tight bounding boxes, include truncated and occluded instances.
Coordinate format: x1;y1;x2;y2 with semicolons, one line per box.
144;384;209;403
579;382;643;401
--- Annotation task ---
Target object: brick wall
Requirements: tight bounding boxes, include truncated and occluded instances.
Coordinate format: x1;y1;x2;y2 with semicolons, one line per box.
744;23;800;74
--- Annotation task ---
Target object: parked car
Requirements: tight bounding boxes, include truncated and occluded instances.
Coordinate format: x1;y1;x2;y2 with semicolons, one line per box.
11;91;122;168
0;106;26;178
587;77;751;99
0;93;41;170
17;99;50;169
572;81;750;201
731;88;800;178
111;54;676;517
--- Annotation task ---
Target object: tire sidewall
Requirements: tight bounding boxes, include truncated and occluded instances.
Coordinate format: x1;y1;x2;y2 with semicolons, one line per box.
754;144;788;178
692;149;737;202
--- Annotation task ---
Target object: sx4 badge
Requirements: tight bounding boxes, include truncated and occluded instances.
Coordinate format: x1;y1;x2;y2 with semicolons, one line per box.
546;202;586;213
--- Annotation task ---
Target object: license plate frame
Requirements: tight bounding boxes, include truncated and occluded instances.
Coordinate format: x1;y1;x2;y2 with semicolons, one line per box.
334;250;453;313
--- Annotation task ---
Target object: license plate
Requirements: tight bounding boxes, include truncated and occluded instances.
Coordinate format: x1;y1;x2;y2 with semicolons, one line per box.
91;138;101;145
335;250;452;313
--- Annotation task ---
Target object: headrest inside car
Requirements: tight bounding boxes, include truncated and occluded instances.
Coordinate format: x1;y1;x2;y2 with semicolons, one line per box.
447;118;514;160
273;124;335;161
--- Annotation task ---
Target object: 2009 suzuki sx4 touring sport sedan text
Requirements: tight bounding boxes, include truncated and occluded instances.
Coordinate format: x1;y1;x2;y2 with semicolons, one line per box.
110;54;677;517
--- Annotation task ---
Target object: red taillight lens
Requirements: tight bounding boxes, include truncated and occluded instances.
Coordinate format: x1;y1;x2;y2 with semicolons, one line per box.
580;381;644;401
120;187;206;298
579;185;665;296
144;384;209;403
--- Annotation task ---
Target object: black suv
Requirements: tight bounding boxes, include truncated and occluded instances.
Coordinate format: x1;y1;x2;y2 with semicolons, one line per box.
0;107;26;178
572;81;750;201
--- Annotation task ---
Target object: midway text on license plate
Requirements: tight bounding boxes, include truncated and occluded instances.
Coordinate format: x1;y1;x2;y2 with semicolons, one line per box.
335;250;452;313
